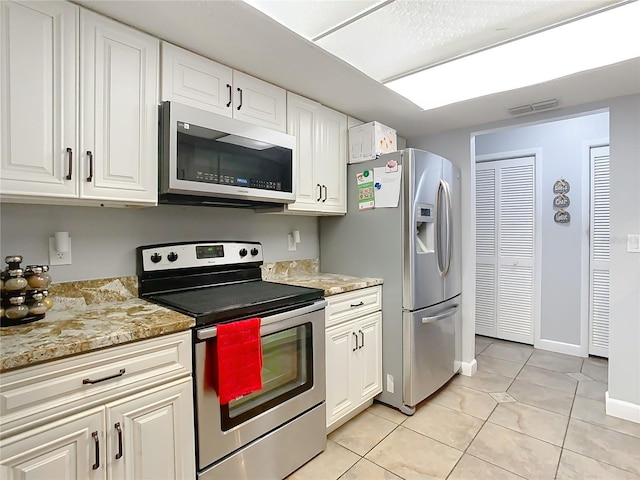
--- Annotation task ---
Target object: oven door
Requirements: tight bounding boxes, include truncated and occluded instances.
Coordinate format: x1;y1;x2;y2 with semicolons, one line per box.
194;300;326;471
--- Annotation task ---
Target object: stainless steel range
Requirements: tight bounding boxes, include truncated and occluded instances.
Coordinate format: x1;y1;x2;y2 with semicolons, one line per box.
136;241;327;480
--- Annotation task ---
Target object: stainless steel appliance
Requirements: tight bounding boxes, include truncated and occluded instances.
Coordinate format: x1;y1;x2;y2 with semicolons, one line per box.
159;101;296;208
137;241;326;479
320;148;461;415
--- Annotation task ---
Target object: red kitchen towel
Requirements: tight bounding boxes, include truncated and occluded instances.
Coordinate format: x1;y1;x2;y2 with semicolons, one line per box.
215;317;263;404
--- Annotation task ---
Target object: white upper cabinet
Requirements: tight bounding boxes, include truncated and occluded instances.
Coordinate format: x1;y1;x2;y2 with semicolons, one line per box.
0;2;159;206
161;42;232;116
160;43;286;132
232;70;286;132
80;10;158;204
285;92;347;215
0;1;79;199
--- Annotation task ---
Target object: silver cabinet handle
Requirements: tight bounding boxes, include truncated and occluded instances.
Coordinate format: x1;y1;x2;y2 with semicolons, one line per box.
322;185;327;202
82;368;125;385
359;329;364;349
92;431;100;470
86;150;94;182
352;332;359;351
421;305;459;324
226;84;232;107
316;184;322;201
115;422;123;460
350;301;364;308
66;147;73;180
237;87;243;110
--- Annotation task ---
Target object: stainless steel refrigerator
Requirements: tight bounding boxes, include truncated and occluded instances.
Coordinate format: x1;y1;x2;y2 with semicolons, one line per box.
320;148;461;415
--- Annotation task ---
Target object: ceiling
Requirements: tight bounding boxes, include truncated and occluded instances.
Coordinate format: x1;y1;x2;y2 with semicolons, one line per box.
76;0;640;139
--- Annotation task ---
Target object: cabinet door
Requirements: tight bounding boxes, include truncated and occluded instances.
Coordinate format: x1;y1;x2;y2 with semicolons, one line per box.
80;10;158;205
0;408;105;480
233;71;286;132
0;1;78;199
325;321;357;428
286;92;321;211
161;42;233;116
315;106;347;214
106;378;195;480
356;312;383;403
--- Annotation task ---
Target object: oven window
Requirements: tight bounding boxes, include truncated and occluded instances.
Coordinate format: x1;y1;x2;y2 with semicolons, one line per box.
220;322;313;431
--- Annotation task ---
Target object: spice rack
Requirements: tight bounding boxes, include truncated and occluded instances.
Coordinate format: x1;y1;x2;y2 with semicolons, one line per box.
1;256;53;327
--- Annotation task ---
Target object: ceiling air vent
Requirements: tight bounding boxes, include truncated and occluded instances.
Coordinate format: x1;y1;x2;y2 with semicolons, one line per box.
508;98;559;116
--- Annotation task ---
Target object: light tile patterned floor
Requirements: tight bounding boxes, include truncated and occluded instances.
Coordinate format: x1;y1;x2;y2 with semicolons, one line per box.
288;336;640;480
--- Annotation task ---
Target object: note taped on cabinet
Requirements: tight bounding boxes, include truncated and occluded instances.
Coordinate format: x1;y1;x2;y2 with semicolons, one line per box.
356;170;375;210
373;166;402;208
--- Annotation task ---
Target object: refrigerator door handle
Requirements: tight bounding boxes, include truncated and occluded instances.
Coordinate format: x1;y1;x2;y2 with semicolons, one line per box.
442;179;453;276
421;305;459;324
435;181;445;275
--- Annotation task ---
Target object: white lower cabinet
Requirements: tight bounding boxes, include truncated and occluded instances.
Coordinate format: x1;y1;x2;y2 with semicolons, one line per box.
325;287;382;431
0;332;195;480
0;408;105;480
106;379;194;480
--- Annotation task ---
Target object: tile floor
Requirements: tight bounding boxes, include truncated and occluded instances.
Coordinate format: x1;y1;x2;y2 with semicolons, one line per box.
288;335;640;480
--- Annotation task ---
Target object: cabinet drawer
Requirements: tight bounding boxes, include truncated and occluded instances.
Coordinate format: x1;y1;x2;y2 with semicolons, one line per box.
0;331;191;437
326;286;381;328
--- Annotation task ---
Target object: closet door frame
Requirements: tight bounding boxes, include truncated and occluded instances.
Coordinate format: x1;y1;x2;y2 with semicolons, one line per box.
476;148;542;347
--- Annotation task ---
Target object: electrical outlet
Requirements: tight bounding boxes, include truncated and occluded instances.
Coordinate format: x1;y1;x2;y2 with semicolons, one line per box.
386;374;394;393
287;234;297;252
49;237;72;265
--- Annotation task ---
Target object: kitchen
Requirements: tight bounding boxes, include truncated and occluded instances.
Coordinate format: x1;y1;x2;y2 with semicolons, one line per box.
1;1;639;479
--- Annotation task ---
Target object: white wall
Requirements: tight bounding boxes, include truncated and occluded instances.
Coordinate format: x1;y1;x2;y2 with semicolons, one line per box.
408;94;640;414
474;112;609;350
0;204;319;282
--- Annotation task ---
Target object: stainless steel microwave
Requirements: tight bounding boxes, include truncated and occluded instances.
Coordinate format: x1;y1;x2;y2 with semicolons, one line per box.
159;101;295;207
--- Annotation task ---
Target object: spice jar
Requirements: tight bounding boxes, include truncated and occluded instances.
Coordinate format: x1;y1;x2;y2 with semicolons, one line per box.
42;290;54;310
25;266;48;289
5;255;23;270
26;290;47;315
4;269;28;292
5;295;28;320
41;265;52;288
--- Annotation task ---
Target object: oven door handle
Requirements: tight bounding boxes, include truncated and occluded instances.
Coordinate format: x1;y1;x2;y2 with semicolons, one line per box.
196;299;327;340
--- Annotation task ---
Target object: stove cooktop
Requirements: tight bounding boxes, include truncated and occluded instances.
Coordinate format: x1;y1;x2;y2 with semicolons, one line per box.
137;241;324;327
147;280;324;326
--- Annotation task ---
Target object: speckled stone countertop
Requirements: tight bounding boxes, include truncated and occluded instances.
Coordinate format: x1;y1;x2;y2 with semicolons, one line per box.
262;259;383;296
0;277;193;372
1;261;380;373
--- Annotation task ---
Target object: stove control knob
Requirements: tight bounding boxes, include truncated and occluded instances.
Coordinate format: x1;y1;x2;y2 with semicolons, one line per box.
239;248;248;257
167;252;178;262
150;253;162;263
250;248;259;256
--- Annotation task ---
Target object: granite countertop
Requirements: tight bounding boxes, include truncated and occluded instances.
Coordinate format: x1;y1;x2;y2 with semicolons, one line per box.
0;277;194;372
261;259;383;296
1;260;381;373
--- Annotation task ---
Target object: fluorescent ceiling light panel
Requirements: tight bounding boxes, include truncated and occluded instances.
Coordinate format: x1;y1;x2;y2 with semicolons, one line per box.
385;2;640;111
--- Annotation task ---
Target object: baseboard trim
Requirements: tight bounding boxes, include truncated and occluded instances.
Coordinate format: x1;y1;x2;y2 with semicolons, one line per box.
535;338;587;357
606;392;640;424
458;359;477;377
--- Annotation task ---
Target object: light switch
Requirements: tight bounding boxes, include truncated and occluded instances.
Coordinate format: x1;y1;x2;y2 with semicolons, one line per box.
628;234;640;253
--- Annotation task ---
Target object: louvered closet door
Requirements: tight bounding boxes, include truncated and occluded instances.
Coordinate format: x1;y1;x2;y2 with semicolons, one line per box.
475;165;497;337
589;146;610;357
475;157;535;344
